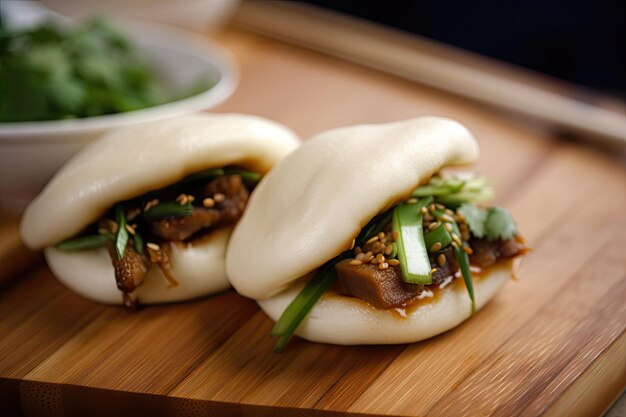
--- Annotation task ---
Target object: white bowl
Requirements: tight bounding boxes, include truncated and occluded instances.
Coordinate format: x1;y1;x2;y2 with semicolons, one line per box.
0;20;238;211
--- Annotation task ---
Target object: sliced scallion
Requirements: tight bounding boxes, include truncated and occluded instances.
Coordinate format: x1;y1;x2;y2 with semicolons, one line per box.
424;225;453;252
115;205;129;260
223;168;262;184
411;179;465;197
271;252;351;353
143;202;193;221
454;244;475;314
133;230;144;254
432;209;475;314
392;197;433;284
56;233;113;251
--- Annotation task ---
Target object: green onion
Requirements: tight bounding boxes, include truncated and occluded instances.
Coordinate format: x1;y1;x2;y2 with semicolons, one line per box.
143;202;193;221
411;179;465;197
223;168;262;184
115;206;129;260
133;231;144;254
56;233;114;251
432;209;475;314
181;168;225;184
392;197;433;284
454;244;475;314
424;225;453;252
271;252;351;353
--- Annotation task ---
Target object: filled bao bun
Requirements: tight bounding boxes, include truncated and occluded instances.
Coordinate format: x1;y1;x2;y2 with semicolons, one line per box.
227;117;512;345
20;114;299;305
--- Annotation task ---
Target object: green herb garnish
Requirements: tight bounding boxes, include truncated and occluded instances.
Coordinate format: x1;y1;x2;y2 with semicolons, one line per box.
0;17;212;122
56;233;113;251
458;203;488;238
485;207;518;241
143;202;194;221
392;197;433;284
413;176;493;208
271;252;351;353
115;206;129;260
458;203;517;241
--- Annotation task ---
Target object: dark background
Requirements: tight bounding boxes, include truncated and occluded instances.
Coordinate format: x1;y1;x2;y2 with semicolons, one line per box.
303;0;625;99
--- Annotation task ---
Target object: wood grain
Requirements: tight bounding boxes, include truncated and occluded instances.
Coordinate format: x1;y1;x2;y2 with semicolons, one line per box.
1;26;625;417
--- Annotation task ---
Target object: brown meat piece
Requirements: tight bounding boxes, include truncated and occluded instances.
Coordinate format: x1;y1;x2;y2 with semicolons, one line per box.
336;260;423;309
469;238;524;268
150;175;249;241
109;245;150;293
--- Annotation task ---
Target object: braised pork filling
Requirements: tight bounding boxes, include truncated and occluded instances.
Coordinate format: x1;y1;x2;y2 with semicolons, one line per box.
270;175;528;352
56;168;261;308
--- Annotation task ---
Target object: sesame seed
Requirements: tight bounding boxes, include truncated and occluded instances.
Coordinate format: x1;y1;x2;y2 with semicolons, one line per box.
438;253;446;267
355;253;365;261
440;214;455;223
452;233;463;246
384;244;394;255
124;224;136;235
378;232;386;240
430;242;442;252
144;199;159;211
420;207;428;215
366;236;379;244
407;198;418;204
349;259;362;266
431;268;438;273
445;223;453;232
451;241;459;248
203;198;215;208
428;221;441;231
392;231;400;241
363;254;374;263
388;259;400;266
376;253;385;263
147;242;160;251
429;203;436;212
445;208;455;216
370;258;378;265
213;193;225;203
463;246;474;255
379;262;389;270
436;203;446;210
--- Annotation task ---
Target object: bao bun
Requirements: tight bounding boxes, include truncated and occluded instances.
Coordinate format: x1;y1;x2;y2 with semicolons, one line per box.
20;114;300;304
227;117;511;345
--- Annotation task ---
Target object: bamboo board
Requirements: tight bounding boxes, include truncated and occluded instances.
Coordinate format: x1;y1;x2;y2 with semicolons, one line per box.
1;27;625;417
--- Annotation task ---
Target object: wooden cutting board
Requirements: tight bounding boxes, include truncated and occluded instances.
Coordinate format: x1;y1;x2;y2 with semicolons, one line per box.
1;27;625;417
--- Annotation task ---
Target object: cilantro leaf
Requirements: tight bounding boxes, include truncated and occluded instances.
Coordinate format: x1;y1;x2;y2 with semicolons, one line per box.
458;203;488;238
485;207;518;241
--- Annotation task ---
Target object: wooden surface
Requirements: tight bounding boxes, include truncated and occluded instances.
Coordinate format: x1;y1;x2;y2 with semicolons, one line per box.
1;25;625;417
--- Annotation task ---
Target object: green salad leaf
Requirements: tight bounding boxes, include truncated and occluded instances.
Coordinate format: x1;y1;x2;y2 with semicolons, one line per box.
458;203;488;238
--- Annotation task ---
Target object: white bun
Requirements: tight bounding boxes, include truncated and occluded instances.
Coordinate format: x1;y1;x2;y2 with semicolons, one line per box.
259;262;512;345
21;113;299;304
44;227;232;305
227;117;479;300
21;113;300;249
